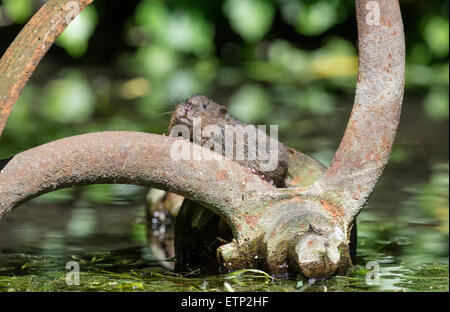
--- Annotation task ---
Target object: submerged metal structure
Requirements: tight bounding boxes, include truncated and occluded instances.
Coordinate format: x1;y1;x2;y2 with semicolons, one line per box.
0;0;405;277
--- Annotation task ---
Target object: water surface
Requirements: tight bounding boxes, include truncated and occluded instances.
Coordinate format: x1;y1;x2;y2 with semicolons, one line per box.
0;96;448;292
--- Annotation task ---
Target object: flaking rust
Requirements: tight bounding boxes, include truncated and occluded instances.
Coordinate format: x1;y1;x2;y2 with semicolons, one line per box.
0;0;404;278
0;0;93;137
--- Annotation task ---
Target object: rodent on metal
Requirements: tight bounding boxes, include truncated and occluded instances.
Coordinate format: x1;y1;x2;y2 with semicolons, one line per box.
168;94;288;187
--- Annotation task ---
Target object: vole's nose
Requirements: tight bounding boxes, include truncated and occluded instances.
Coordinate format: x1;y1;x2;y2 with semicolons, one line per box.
179;101;192;117
184;99;192;109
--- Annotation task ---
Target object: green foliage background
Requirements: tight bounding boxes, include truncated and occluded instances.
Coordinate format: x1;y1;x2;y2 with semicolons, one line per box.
0;0;447;157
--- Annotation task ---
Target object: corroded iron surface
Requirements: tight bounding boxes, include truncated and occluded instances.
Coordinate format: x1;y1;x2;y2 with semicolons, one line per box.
0;0;93;137
153;145;327;273
0;131;275;232
0;0;405;278
305;0;405;223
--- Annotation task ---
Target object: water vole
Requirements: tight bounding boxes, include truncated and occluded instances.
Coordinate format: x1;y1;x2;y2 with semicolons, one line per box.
168;94;288;187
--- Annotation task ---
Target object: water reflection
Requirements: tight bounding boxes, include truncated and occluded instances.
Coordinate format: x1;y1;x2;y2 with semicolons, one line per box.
0;94;448;292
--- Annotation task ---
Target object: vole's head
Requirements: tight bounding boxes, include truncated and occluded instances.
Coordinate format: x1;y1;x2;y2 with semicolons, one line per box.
170;94;229;129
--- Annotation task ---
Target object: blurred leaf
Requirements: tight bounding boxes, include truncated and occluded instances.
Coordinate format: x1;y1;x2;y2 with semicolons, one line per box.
405;61;449;86
294;87;335;115
223;0;275;43
278;0;302;25
423;87;449;121
194;59;217;82
246;61;285;82
166;69;207;99
295;1;338;36
135;0;169;36
422;15;449;58
310;37;358;87
312;45;357;78
136;45;178;78
56;5;98;58
4;85;37;137
164;10;214;55
409;43;432;65
119;77;151;100
316;36;356;57
135;2;214;55
407;64;436;86
435;62;449;84
265;37;357;87
42;70;95;123
217;67;244;86
228;84;272;123
390;145;411;164
3;0;33;23
268;40;310;78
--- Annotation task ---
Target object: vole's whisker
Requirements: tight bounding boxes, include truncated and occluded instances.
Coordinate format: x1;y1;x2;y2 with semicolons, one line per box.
157;111;175;116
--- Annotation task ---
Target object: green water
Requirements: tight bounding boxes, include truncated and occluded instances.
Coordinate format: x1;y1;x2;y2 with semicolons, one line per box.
0;227;447;292
0;98;447;292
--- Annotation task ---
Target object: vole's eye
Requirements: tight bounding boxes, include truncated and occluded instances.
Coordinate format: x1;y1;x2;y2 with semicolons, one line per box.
201;103;207;109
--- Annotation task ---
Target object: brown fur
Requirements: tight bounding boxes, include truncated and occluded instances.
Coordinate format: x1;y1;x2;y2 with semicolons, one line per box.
168;94;288;187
